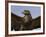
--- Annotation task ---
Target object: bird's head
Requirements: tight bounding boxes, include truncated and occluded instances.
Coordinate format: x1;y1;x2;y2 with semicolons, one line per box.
22;10;30;15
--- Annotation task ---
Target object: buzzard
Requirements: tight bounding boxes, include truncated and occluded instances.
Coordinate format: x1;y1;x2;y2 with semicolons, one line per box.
11;10;41;31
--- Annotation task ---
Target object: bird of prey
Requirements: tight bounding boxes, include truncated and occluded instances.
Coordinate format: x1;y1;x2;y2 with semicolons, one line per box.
11;10;41;31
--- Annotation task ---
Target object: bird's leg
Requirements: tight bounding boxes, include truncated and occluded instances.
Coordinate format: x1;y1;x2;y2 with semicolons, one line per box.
19;24;23;31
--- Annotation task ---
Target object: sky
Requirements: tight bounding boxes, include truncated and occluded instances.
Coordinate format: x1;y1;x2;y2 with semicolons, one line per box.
11;6;41;19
